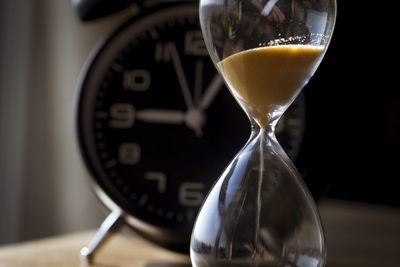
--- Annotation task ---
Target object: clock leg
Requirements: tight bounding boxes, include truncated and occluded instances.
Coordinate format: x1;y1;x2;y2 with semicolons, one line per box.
80;209;123;263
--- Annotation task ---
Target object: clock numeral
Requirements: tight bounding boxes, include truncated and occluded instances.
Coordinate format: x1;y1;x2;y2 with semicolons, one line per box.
179;182;205;207
155;42;173;62
109;103;135;128
118;143;141;165
123;69;151;91
184;31;208;56
154;33;207;63
145;172;167;193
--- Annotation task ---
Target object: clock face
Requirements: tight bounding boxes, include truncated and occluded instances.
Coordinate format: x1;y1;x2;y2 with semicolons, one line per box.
76;2;306;251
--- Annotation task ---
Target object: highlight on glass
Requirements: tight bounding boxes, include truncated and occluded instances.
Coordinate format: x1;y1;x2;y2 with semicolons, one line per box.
190;0;336;266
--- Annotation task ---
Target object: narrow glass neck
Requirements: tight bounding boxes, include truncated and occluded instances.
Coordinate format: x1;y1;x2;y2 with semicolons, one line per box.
250;117;280;141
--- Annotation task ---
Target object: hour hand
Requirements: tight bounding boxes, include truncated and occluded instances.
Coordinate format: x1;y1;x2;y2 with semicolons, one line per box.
136;108;204;137
136;109;185;124
198;74;224;111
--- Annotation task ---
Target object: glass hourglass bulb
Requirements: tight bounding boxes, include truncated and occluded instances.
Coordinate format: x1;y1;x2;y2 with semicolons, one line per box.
191;0;336;267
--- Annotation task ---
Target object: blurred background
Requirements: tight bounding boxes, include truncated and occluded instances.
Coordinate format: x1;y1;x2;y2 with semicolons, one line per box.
0;0;399;264
0;0;134;244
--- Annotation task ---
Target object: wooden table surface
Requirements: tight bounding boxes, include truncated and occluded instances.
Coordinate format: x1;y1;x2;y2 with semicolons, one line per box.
0;201;399;267
0;230;190;267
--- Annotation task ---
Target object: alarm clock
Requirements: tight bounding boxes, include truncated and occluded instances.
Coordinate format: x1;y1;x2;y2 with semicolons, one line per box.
74;0;317;260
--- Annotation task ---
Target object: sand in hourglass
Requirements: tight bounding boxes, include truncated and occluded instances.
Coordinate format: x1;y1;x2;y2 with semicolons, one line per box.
218;45;324;129
192;45;326;267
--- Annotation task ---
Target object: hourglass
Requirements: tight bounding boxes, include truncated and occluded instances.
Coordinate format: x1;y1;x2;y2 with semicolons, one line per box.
190;0;336;266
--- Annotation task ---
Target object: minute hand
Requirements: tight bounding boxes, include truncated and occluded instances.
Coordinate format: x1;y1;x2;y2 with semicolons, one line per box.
167;43;194;109
198;74;224;110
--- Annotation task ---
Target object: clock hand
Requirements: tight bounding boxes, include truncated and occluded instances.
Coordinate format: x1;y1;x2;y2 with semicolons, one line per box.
165;44;208;137
194;59;204;106
166;43;194;109
198;74;224;110
182;66;223;137
136;109;185;124
136;108;205;137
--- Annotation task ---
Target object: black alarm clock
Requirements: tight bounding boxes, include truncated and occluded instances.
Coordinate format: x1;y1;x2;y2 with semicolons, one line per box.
74;0;314;261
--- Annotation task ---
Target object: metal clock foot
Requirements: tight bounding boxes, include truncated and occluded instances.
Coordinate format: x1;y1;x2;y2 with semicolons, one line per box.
80;209;123;263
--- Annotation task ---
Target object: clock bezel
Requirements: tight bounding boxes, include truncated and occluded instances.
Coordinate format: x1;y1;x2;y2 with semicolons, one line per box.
74;2;205;252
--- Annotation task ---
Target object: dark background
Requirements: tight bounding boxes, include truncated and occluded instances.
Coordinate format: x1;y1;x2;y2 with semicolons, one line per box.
302;1;399;206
